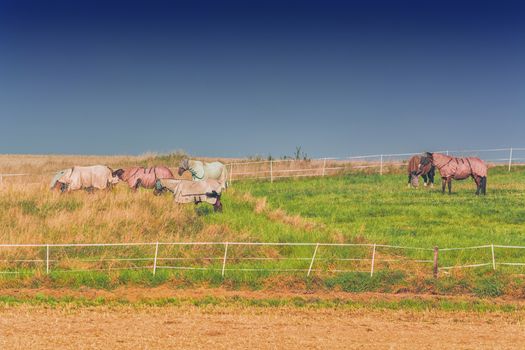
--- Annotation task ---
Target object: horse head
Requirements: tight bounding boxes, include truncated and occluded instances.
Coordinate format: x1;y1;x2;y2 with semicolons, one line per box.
417;152;433;175
178;158;189;176
112;168;125;180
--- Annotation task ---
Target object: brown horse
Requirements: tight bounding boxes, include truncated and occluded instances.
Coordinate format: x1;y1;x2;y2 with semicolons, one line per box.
418;152;487;195
112;166;175;190
407;155;435;188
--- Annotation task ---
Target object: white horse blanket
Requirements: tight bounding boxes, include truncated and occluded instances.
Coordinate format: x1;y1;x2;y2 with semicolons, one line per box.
156;178;222;205
51;165;119;191
180;159;228;190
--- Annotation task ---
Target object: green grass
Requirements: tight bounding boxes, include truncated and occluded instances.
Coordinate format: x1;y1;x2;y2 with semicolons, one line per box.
0;291;522;313
1;165;525;297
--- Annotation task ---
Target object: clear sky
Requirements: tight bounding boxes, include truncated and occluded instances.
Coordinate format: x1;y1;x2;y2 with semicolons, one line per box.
1;0;524;157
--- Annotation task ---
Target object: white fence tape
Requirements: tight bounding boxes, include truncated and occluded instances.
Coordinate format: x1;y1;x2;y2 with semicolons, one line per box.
1;241;525;277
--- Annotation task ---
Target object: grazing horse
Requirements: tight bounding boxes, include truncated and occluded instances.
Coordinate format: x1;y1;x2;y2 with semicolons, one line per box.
178;159;228;189
418;152;487;195
155;178;224;212
50;165;119;192
407;155;435;188
112;166;174;190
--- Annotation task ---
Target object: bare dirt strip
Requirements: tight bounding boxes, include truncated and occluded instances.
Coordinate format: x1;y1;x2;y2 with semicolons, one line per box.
1;305;524;350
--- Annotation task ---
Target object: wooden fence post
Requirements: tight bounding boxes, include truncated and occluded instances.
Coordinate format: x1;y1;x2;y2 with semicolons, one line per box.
153;241;159;275
433;246;439;278
379;155;384;175
322;158;327;177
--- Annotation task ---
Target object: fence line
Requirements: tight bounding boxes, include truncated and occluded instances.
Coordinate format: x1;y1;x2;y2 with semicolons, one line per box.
1;147;524;184
1;241;525;278
226;147;525;182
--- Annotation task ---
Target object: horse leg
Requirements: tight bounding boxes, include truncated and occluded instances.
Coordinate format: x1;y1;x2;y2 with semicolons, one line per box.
482;176;487;195
441;178;447;194
407;174;411;188
448;179;452;194
422;174;428;187
214;198;223;212
473;175;481;195
133;179;142;192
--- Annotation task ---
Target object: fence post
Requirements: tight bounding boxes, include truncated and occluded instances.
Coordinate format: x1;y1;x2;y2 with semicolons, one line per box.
46;244;50;275
508;148;513;172
433;246;439;278
229;163;234;184
491;244;496;270
221;242;229;277
307;243;319;277
446;150;449;156
370;243;376;277
153;241;159;275
379;155;383;175
322;158;327;177
270;160;273;183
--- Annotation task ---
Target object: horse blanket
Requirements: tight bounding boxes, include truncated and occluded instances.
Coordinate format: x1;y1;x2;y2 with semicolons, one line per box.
115;166;174;189
407;155;434;187
179;159;228;190
155;178;223;205
51;165;119;191
431;153;487;180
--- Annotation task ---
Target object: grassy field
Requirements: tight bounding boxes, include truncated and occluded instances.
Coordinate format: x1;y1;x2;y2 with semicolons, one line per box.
1;155;525;297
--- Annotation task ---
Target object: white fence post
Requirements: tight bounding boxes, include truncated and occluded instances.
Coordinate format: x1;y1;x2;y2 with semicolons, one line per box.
153;241;159;275
446;150;449;156
322;158;327;176
379;155;384;175
307;243;319;277
508;148;513;172
491;244;496;270
370;243;376;277
270;160;273;183
46;244;50;274
221;242;229;277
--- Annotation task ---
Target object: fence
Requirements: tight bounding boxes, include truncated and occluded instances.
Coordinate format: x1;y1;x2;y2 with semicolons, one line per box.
1;147;524;185
227;147;525;182
1;241;525;278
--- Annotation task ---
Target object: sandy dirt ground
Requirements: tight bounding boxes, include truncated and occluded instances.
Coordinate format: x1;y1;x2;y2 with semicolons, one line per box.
1;305;524;350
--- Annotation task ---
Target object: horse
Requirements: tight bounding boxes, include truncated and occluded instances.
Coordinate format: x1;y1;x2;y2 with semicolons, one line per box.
112;166;174;190
407;155;435;188
50;165;119;192
418;152;487;195
178;158;228;189
154;178;224;212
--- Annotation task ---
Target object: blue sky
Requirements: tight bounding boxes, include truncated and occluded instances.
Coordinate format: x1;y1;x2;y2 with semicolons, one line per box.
1;0;524;157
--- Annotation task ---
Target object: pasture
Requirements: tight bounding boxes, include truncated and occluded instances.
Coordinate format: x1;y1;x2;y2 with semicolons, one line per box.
1;154;525;298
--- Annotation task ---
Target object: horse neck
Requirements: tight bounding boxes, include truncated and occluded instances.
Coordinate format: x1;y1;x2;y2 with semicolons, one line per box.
432;153;451;168
188;161;205;178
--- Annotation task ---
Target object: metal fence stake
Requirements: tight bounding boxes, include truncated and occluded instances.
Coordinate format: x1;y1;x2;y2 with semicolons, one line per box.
46;244;50;274
370;243;376;277
153;241;159;275
221;242;229;277
491;244;496;270
307;243;320;277
508;148;513;172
